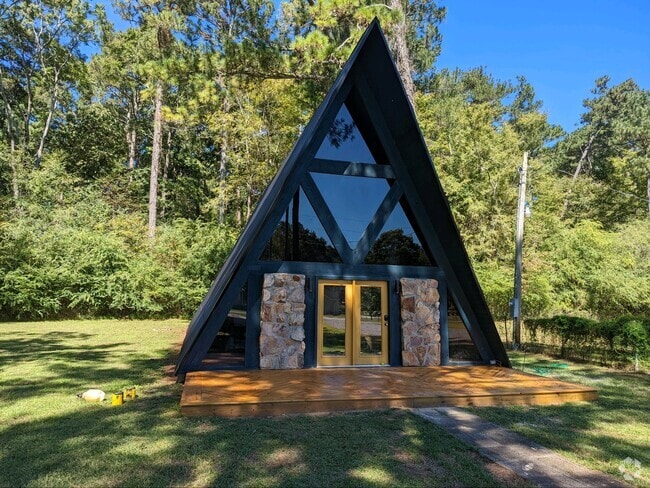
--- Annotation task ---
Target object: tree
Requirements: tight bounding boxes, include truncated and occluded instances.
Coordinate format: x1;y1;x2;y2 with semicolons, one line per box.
555;77;650;221
0;0;102;200
280;0;445;104
508;76;563;155
186;0;304;226
115;0;183;239
49;101;125;179
365;229;428;266
89;27;150;171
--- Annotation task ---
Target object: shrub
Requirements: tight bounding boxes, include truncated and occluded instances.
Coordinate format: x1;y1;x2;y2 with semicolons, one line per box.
525;315;649;369
0;205;237;320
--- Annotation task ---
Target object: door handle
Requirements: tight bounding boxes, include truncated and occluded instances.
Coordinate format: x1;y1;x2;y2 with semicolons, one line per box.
383;314;389;327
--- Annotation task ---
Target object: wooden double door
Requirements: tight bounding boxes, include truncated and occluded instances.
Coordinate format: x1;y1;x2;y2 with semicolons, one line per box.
317;280;388;366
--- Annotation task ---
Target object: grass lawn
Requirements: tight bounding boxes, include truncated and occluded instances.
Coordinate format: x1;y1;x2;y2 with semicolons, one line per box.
470;351;650;487
0;320;526;488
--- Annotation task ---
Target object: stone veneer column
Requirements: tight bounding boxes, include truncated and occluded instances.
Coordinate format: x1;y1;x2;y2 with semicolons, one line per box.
259;273;306;369
400;278;441;366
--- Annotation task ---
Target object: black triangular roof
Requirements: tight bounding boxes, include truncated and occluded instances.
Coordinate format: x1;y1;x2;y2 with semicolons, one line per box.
175;20;510;375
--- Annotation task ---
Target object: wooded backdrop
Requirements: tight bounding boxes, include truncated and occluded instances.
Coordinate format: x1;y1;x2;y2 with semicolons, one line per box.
1;0;648;324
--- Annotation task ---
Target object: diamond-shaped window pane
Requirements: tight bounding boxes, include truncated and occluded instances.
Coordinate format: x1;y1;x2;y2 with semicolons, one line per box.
316;103;376;163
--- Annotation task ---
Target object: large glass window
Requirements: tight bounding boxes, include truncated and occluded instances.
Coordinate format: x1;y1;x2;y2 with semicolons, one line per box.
204;284;247;368
316;103;376;163
261;189;342;263
448;296;481;362
364;202;431;266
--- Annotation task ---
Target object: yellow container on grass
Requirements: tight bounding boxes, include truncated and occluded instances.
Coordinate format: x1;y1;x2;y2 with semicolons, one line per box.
111;391;124;406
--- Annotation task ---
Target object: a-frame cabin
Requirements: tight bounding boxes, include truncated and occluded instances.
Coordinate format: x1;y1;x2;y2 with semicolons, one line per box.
175;20;510;380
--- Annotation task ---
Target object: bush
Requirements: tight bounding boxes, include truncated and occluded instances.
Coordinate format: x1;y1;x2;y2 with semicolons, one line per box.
525;315;650;369
0;203;237;320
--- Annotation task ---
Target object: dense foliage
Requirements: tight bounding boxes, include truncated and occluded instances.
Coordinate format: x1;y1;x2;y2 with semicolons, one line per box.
527;315;650;370
1;1;649;325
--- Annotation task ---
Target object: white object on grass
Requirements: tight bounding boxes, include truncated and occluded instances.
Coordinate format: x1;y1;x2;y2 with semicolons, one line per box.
79;389;106;402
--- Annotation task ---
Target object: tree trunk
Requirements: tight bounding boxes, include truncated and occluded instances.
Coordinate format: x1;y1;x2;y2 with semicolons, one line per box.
127;127;137;169
1;67;20;199
647;174;650;218
388;0;416;107
561;131;598;219
219;139;227;224
125;96;137;170
0;87;20;199
160;129;171;219
246;183;252;221
235;187;242;227
36;77;59;165
22;74;32;151
148;80;164;240
9;138;19;200
129;91;139;169
218;90;230;224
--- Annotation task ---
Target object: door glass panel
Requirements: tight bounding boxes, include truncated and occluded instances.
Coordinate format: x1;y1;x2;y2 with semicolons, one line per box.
322;285;347;356
359;286;382;357
318;280;388;366
316;103;376;163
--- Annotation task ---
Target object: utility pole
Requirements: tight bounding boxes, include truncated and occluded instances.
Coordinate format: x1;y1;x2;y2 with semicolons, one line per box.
512;152;528;349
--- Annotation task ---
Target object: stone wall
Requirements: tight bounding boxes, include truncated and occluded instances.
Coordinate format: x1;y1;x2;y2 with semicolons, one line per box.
259;273;306;369
400;278;441;366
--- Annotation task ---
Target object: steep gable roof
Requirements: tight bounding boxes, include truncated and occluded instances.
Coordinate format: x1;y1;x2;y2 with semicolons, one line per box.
175;20;510;375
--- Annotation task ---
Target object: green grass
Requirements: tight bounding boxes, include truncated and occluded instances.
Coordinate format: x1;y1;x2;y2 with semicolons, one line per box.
470;351;650;487
0;320;523;488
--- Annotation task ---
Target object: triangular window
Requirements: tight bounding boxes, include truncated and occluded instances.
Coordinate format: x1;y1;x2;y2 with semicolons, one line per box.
261;189;342;263
311;173;390;249
364;201;432;266
316;103;376;163
203;283;247;369
448;296;481;362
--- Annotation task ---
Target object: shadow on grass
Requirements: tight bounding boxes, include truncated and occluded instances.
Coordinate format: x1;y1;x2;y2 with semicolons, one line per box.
0;330;179;400
474;357;649;481
0;325;516;487
0;388;509;487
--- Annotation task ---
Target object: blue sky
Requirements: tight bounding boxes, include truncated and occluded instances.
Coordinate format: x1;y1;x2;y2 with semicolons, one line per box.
435;1;650;131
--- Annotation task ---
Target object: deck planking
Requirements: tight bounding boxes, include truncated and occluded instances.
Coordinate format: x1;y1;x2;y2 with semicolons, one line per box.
180;366;597;417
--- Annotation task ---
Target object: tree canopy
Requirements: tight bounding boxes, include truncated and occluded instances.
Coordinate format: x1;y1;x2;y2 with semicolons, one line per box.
0;0;648;322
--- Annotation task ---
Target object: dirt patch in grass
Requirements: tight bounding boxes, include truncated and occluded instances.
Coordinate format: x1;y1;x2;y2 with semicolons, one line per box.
468;451;534;488
393;448;449;478
265;447;302;469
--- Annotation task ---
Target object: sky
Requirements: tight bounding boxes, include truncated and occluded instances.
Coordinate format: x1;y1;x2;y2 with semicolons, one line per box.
434;1;650;132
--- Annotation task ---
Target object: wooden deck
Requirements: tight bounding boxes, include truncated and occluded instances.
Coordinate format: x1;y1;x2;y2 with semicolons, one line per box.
180;366;597;417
